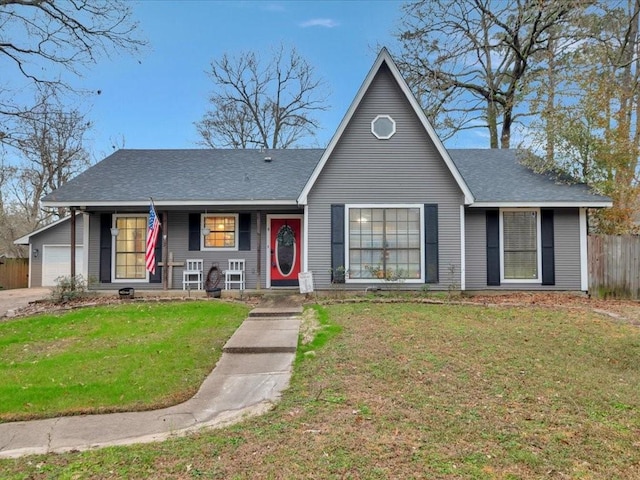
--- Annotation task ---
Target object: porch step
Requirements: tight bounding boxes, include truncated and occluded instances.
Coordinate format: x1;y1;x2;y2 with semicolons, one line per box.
249;307;303;318
222;307;302;354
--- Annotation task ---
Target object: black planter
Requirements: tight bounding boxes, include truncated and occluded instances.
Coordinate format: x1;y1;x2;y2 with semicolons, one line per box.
118;287;135;300
206;287;222;298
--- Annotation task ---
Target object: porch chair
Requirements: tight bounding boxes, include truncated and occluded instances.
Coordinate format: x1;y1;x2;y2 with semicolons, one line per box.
182;259;204;290
224;258;245;290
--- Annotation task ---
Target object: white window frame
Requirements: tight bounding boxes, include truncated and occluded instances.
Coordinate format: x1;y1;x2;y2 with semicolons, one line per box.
112;213;149;283
345;204;424;284
371;115;396;140
499;208;542;283
201;213;239;251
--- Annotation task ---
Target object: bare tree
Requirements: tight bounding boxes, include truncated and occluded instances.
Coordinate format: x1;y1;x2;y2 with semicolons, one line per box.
5;88;92;227
396;0;580;148
0;0;145;141
196;45;329;149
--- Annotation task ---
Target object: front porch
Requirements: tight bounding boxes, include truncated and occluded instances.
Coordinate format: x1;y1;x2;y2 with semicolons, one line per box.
78;208;307;292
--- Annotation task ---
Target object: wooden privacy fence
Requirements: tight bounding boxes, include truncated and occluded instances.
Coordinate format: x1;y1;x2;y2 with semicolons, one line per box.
588;235;640;299
0;258;28;290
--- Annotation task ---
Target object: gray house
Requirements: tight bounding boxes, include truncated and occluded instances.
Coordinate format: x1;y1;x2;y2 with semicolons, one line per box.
38;49;610;292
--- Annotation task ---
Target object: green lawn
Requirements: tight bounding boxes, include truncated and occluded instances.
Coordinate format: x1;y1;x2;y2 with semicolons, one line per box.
2;301;640;479
0;301;248;421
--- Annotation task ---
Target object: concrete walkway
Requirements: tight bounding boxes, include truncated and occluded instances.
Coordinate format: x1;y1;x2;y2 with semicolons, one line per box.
0;306;302;458
0;288;51;319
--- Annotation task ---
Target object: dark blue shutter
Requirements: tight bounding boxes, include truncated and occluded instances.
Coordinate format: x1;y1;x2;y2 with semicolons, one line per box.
486;210;500;286
331;204;345;283
150;215;162;283
188;213;200;251
424;204;439;283
541;209;555;285
99;213;112;283
238;213;251;251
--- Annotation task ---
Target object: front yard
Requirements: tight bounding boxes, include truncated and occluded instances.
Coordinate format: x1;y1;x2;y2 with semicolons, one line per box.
1;297;639;478
0;301;249;421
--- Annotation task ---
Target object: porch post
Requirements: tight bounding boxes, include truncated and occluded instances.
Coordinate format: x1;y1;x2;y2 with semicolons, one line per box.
70;207;76;281
162;211;168;290
256;211;261;290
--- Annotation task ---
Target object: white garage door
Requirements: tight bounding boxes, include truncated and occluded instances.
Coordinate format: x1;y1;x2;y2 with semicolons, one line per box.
42;245;84;287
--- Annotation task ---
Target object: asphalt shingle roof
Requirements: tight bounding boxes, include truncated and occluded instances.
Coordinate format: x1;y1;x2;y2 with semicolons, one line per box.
43;148;610;206
449;149;610;204
43;149;324;204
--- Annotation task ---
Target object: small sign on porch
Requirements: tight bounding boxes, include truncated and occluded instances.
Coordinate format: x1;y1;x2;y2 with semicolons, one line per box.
298;271;314;294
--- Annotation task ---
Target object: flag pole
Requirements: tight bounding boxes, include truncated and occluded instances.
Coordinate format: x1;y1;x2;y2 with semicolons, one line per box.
145;197;162;276
149;197;161;227
149;197;169;289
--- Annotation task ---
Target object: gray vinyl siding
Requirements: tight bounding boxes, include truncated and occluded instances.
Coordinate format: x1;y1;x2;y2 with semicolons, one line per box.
87;210;300;290
306;62;465;290
464;208;582;290
29;215;84;287
464;209;487;290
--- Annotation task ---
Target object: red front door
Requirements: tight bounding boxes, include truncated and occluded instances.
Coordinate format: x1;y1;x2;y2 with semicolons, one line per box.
269;217;302;287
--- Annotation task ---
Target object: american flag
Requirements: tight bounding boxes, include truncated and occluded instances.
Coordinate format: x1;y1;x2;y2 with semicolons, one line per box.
145;201;161;275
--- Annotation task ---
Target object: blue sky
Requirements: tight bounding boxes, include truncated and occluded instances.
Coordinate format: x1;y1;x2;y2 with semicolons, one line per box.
77;0;418;159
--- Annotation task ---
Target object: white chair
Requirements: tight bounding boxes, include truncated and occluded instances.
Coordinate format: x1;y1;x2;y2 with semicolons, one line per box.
182;259;203;290
224;259;245;290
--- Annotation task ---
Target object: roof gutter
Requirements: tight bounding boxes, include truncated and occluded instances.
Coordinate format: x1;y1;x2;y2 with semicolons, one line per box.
41;199;300;208
469;201;613;208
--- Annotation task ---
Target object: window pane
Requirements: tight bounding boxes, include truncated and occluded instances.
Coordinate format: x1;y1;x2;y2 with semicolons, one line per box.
503;211;538;280
348;207;422;280
204;215;236;248
504;252;538;279
114;215;147;279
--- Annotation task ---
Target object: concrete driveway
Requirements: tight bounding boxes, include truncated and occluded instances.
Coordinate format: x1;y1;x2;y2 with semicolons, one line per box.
0;287;51;318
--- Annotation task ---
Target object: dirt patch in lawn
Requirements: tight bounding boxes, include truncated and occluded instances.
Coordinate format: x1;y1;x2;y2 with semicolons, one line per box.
460;292;640;325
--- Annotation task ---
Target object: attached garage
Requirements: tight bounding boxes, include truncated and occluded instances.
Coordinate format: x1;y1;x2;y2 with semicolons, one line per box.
42;245;84;287
13;213;86;288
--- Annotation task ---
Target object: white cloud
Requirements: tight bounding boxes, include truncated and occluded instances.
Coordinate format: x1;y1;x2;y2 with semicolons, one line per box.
299;18;339;28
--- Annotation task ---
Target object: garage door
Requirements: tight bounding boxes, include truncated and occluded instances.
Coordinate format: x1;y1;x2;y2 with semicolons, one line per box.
42;245;84;287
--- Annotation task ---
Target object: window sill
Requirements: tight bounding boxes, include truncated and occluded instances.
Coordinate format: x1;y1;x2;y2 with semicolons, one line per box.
501;279;541;284
346;278;425;284
112;278;149;283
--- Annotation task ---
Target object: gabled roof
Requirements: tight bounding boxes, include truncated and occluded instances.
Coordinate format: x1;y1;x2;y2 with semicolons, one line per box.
450;149;612;207
13;212;82;245
42;149;324;207
41;147;611;209
40;50;611;211
297;48;475;205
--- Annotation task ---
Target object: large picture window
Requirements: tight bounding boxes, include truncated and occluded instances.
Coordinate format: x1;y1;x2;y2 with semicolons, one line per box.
501;209;541;281
202;214;238;250
347;206;422;281
114;215;147;280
